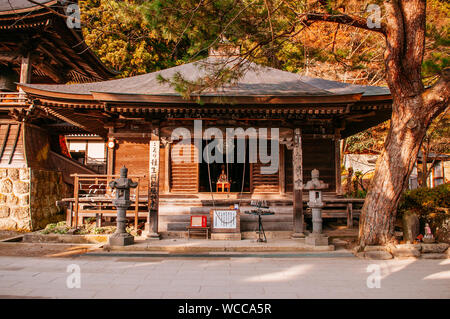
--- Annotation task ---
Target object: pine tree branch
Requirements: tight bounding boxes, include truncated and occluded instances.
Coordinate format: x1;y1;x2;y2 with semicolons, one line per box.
422;68;450;118
298;12;386;35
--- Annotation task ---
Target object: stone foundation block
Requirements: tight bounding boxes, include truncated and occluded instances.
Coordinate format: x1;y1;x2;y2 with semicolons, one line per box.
305;233;329;246
108;233;134;246
421;243;449;254
390;245;421;258
211;233;242;240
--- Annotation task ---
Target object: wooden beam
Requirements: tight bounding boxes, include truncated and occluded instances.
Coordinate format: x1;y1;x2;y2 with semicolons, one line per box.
292;128;305;238
110;132;153;138
0;51;21;63
37;44;63;68
35;60;65;83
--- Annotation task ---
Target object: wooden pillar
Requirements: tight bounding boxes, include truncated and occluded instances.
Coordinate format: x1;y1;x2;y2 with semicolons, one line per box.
292;128;305;238
335;129;342;195
19;52;31;93
279;144;285;194
105;127;115;201
164;142;170;193
106;128;115;176
146;128;161;239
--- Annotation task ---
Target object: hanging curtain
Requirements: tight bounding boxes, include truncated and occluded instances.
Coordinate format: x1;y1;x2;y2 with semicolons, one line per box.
59;135;71;158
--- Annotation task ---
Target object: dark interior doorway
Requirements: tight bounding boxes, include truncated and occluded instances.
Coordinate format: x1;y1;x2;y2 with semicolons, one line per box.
199;139;250;192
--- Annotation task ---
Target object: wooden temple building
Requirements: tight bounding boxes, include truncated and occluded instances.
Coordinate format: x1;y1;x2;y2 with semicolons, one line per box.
0;0;115;231
0;1;393;237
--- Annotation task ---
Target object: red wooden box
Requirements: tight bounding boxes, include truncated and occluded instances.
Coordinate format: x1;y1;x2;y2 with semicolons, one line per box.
190;215;207;228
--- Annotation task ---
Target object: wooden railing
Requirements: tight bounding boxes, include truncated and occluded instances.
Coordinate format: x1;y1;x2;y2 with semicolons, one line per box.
304;198;364;228
66;174;148;229
0;92;28;106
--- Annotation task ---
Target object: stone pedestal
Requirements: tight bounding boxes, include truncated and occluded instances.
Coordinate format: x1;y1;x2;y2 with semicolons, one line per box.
305;233;329;246
108;232;134;246
211;233;242;240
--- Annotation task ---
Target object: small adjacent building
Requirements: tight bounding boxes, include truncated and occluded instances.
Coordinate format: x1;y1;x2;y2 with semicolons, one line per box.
0;0;115;231
342;151;449;190
65;134;107;174
408;152;449;189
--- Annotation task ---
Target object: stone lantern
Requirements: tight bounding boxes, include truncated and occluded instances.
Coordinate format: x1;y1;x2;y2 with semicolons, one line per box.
108;166;138;246
304;169;329;246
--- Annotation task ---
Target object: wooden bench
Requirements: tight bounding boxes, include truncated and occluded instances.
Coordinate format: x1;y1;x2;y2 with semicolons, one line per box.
304;199;364;228
187;227;209;239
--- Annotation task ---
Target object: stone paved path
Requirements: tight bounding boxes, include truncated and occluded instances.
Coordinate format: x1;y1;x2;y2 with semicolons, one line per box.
0;255;449;299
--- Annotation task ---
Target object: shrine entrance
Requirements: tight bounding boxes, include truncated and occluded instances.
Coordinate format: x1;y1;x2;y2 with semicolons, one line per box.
198;138;250;193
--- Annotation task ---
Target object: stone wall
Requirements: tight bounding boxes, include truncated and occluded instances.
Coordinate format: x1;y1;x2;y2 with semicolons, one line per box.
30;169;68;230
0;168;31;231
0;168;67;231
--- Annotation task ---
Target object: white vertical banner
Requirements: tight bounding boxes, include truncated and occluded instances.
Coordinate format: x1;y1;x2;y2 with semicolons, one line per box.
149;139;160;212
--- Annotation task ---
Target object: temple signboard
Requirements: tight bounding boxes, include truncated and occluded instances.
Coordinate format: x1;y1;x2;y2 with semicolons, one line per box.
210;209;241;240
213;210;238;229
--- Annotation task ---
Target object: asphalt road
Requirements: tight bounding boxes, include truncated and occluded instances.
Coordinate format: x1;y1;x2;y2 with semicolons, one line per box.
0;254;449;299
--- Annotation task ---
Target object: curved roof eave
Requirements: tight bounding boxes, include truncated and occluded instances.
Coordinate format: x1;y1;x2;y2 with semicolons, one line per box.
18;84;95;101
18;83;365;105
90;91;365;104
1;1;118;80
0;0;57;15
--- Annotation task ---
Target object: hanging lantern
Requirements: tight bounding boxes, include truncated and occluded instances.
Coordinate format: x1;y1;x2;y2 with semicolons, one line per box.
107;137;115;149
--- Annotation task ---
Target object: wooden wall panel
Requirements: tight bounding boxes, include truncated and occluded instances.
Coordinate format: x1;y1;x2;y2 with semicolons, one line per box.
114;137;149;194
0;122;26;168
285;147;293;192
23;123;51;169
170;143;198;192
302;138;336;191
251;143;279;193
159;145;167;193
284;139;336;192
251;162;279;193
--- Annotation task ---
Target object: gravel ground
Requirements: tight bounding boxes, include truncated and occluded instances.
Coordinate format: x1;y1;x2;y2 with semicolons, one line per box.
0;242;99;258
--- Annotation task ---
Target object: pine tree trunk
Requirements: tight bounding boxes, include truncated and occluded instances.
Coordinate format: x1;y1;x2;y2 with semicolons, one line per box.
357;0;449;247
358;96;428;245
